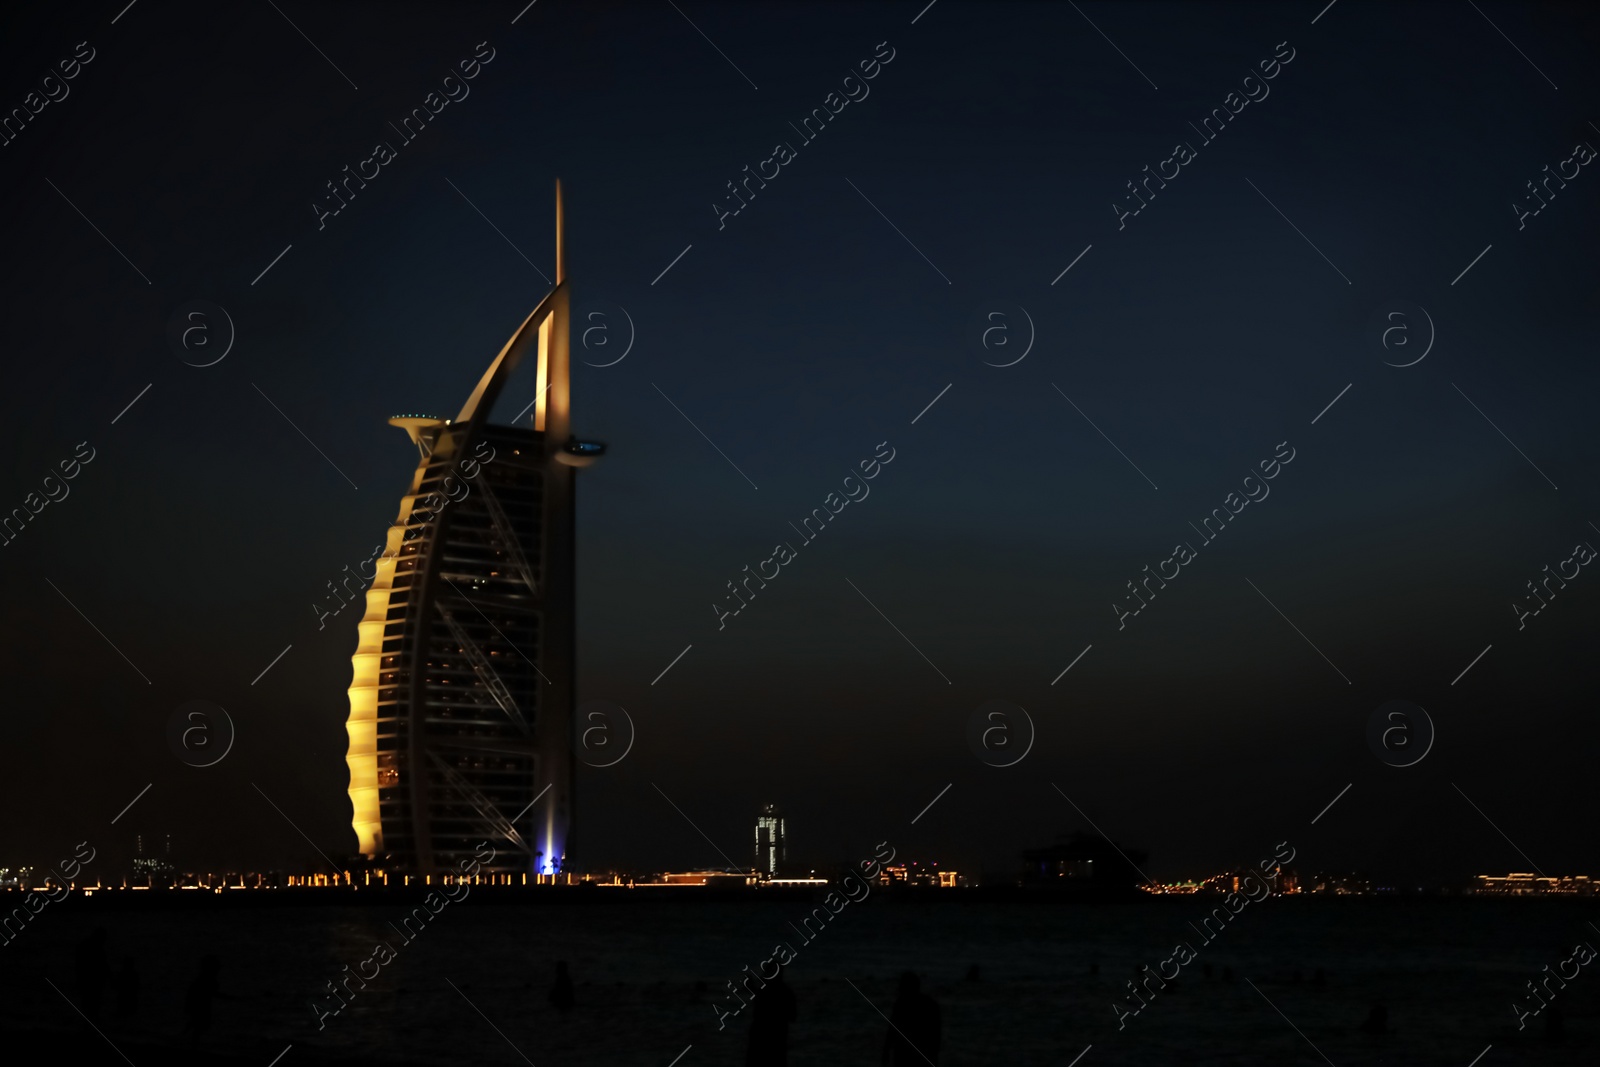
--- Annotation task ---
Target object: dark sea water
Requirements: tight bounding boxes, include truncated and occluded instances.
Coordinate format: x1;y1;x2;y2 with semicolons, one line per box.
2;895;1597;1065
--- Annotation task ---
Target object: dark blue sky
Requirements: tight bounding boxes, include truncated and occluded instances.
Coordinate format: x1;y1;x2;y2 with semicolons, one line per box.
2;0;1598;884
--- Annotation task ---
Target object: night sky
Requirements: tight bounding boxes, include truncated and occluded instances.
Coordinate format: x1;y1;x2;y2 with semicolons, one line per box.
2;0;1598;886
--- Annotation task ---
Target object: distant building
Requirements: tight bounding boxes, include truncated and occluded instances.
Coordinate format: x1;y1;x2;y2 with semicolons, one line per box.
878;862;962;887
1474;873;1598;896
132;834;175;886
1020;832;1148;894
1307;871;1371;895
658;870;756;887
755;804;786;876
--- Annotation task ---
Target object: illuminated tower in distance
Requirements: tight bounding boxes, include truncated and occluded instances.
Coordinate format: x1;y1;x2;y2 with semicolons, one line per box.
345;182;602;878
755;804;786;876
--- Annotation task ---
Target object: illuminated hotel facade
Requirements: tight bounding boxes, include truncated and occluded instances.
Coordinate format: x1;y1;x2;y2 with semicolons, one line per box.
345;184;599;877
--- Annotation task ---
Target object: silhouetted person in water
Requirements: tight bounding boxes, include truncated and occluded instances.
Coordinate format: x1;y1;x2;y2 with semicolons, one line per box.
114;956;139;1017
745;968;796;1067
72;927;109;1020
549;960;575;1014
184;955;222;1038
963;964;980;983
883;971;941;1066
1359;1001;1388;1035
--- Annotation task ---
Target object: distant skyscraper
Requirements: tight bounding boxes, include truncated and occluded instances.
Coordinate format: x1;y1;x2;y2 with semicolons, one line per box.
755;804;786;875
344;183;601;877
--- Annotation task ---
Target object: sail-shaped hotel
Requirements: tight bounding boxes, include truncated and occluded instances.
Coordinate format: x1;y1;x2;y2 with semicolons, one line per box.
344;184;599;878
